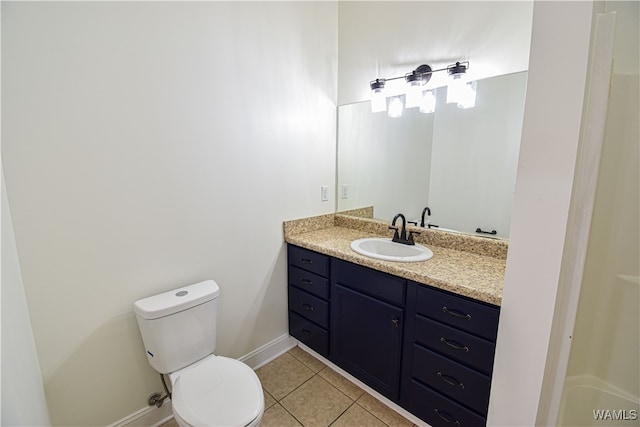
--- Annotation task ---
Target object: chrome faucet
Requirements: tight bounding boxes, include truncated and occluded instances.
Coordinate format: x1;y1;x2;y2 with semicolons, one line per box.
389;213;420;245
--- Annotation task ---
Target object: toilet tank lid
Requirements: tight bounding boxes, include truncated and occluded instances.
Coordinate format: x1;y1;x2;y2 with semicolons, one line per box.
134;280;220;320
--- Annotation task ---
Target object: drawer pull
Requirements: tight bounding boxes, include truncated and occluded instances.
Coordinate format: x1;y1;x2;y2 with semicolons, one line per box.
442;306;472;320
434;409;461;425
301;258;313;264
301;329;313;338
302;303;315;311
437;372;465;389
301;279;313;285
440;337;470;352
391;318;400;328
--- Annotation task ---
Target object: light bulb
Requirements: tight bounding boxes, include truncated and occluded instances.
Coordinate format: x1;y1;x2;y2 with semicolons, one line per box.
457;81;477;109
447;73;468;104
446;61;469;104
371;88;387;112
370;79;386;113
388;97;403;118
405;75;422;108
419;90;436;114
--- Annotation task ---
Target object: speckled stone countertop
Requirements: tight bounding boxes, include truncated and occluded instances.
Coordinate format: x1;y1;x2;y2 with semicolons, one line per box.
284;213;506;306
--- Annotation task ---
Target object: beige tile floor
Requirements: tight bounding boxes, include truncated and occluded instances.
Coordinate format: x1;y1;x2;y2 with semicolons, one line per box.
160;346;417;427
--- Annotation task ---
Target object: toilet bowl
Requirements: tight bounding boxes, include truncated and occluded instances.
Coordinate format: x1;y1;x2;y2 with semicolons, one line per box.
133;280;264;427
169;355;264;427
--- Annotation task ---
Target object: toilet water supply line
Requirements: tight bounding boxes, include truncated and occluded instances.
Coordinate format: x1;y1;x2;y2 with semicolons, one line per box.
148;374;172;408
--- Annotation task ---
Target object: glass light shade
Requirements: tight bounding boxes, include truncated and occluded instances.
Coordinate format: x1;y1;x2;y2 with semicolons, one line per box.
419;90;436;114
446;73;468;104
388;97;403;118
371;88;387;112
457;81;477;109
405;80;422;108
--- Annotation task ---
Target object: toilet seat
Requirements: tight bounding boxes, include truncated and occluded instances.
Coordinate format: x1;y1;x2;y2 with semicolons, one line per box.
171;356;264;427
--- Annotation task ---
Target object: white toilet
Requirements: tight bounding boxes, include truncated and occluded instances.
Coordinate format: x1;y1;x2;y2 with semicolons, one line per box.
134;280;264;427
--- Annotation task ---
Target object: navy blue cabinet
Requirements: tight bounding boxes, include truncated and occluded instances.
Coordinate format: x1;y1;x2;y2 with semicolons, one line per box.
287;245;500;426
330;259;405;400
287;245;330;357
401;281;500;426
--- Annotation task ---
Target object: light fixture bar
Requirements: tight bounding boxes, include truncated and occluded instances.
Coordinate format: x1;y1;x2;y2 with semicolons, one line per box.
369;61;471;113
369;61;468;87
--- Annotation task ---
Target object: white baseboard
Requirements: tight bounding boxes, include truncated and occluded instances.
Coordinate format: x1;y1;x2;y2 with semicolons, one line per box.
239;333;298;370
108;404;173;427
111;334;297;427
297;343;428;427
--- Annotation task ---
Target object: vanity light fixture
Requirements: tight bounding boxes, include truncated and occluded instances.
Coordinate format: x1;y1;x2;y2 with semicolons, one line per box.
369;61;472;113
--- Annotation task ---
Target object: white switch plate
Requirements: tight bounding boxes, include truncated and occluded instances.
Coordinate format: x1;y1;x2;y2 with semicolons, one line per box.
341;184;349;199
321;185;329;201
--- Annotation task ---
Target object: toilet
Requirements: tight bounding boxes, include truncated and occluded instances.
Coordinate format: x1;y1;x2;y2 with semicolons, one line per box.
134;280;264;427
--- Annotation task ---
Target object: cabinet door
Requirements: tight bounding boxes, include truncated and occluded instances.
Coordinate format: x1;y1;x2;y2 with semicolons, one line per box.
331;284;403;400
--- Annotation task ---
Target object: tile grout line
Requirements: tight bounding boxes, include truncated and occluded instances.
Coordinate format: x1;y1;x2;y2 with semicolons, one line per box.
279;401;307;427
283;349;394;427
273;351;353;427
266;350;326;426
278;369;318;426
327;399;360;427
353;401;394;427
274;368;326;427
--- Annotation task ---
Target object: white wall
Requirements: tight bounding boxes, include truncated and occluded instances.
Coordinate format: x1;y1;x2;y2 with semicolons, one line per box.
488;1;595;425
1;169;52;427
1;2;337;425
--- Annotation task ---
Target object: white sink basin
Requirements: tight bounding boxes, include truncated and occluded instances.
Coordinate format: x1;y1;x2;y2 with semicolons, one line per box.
350;238;433;263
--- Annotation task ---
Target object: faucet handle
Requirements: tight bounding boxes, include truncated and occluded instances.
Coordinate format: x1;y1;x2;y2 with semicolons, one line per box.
408;230;421;244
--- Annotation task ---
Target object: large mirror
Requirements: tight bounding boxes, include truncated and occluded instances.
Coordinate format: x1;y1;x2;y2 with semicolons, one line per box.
336;71;527;239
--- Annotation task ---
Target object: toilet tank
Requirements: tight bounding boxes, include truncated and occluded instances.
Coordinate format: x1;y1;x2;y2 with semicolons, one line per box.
134;280;220;374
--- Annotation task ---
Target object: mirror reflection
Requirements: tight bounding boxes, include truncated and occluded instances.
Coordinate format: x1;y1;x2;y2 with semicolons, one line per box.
337;71;527;239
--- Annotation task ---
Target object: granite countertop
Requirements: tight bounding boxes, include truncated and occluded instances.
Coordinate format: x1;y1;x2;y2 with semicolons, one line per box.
284;215;505;306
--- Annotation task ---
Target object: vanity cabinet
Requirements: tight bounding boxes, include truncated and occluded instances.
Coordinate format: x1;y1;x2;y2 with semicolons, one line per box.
287;245;330;357
401;281;500;427
286;244;500;426
330;259;405;401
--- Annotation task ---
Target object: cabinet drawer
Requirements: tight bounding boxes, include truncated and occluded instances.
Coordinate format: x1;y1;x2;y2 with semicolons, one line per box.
415;315;496;375
333;259;405;306
289;286;329;328
409;380;486;427
416;285;499;342
412;345;491;415
289;311;329;357
289;265;329;299
288;245;329;277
